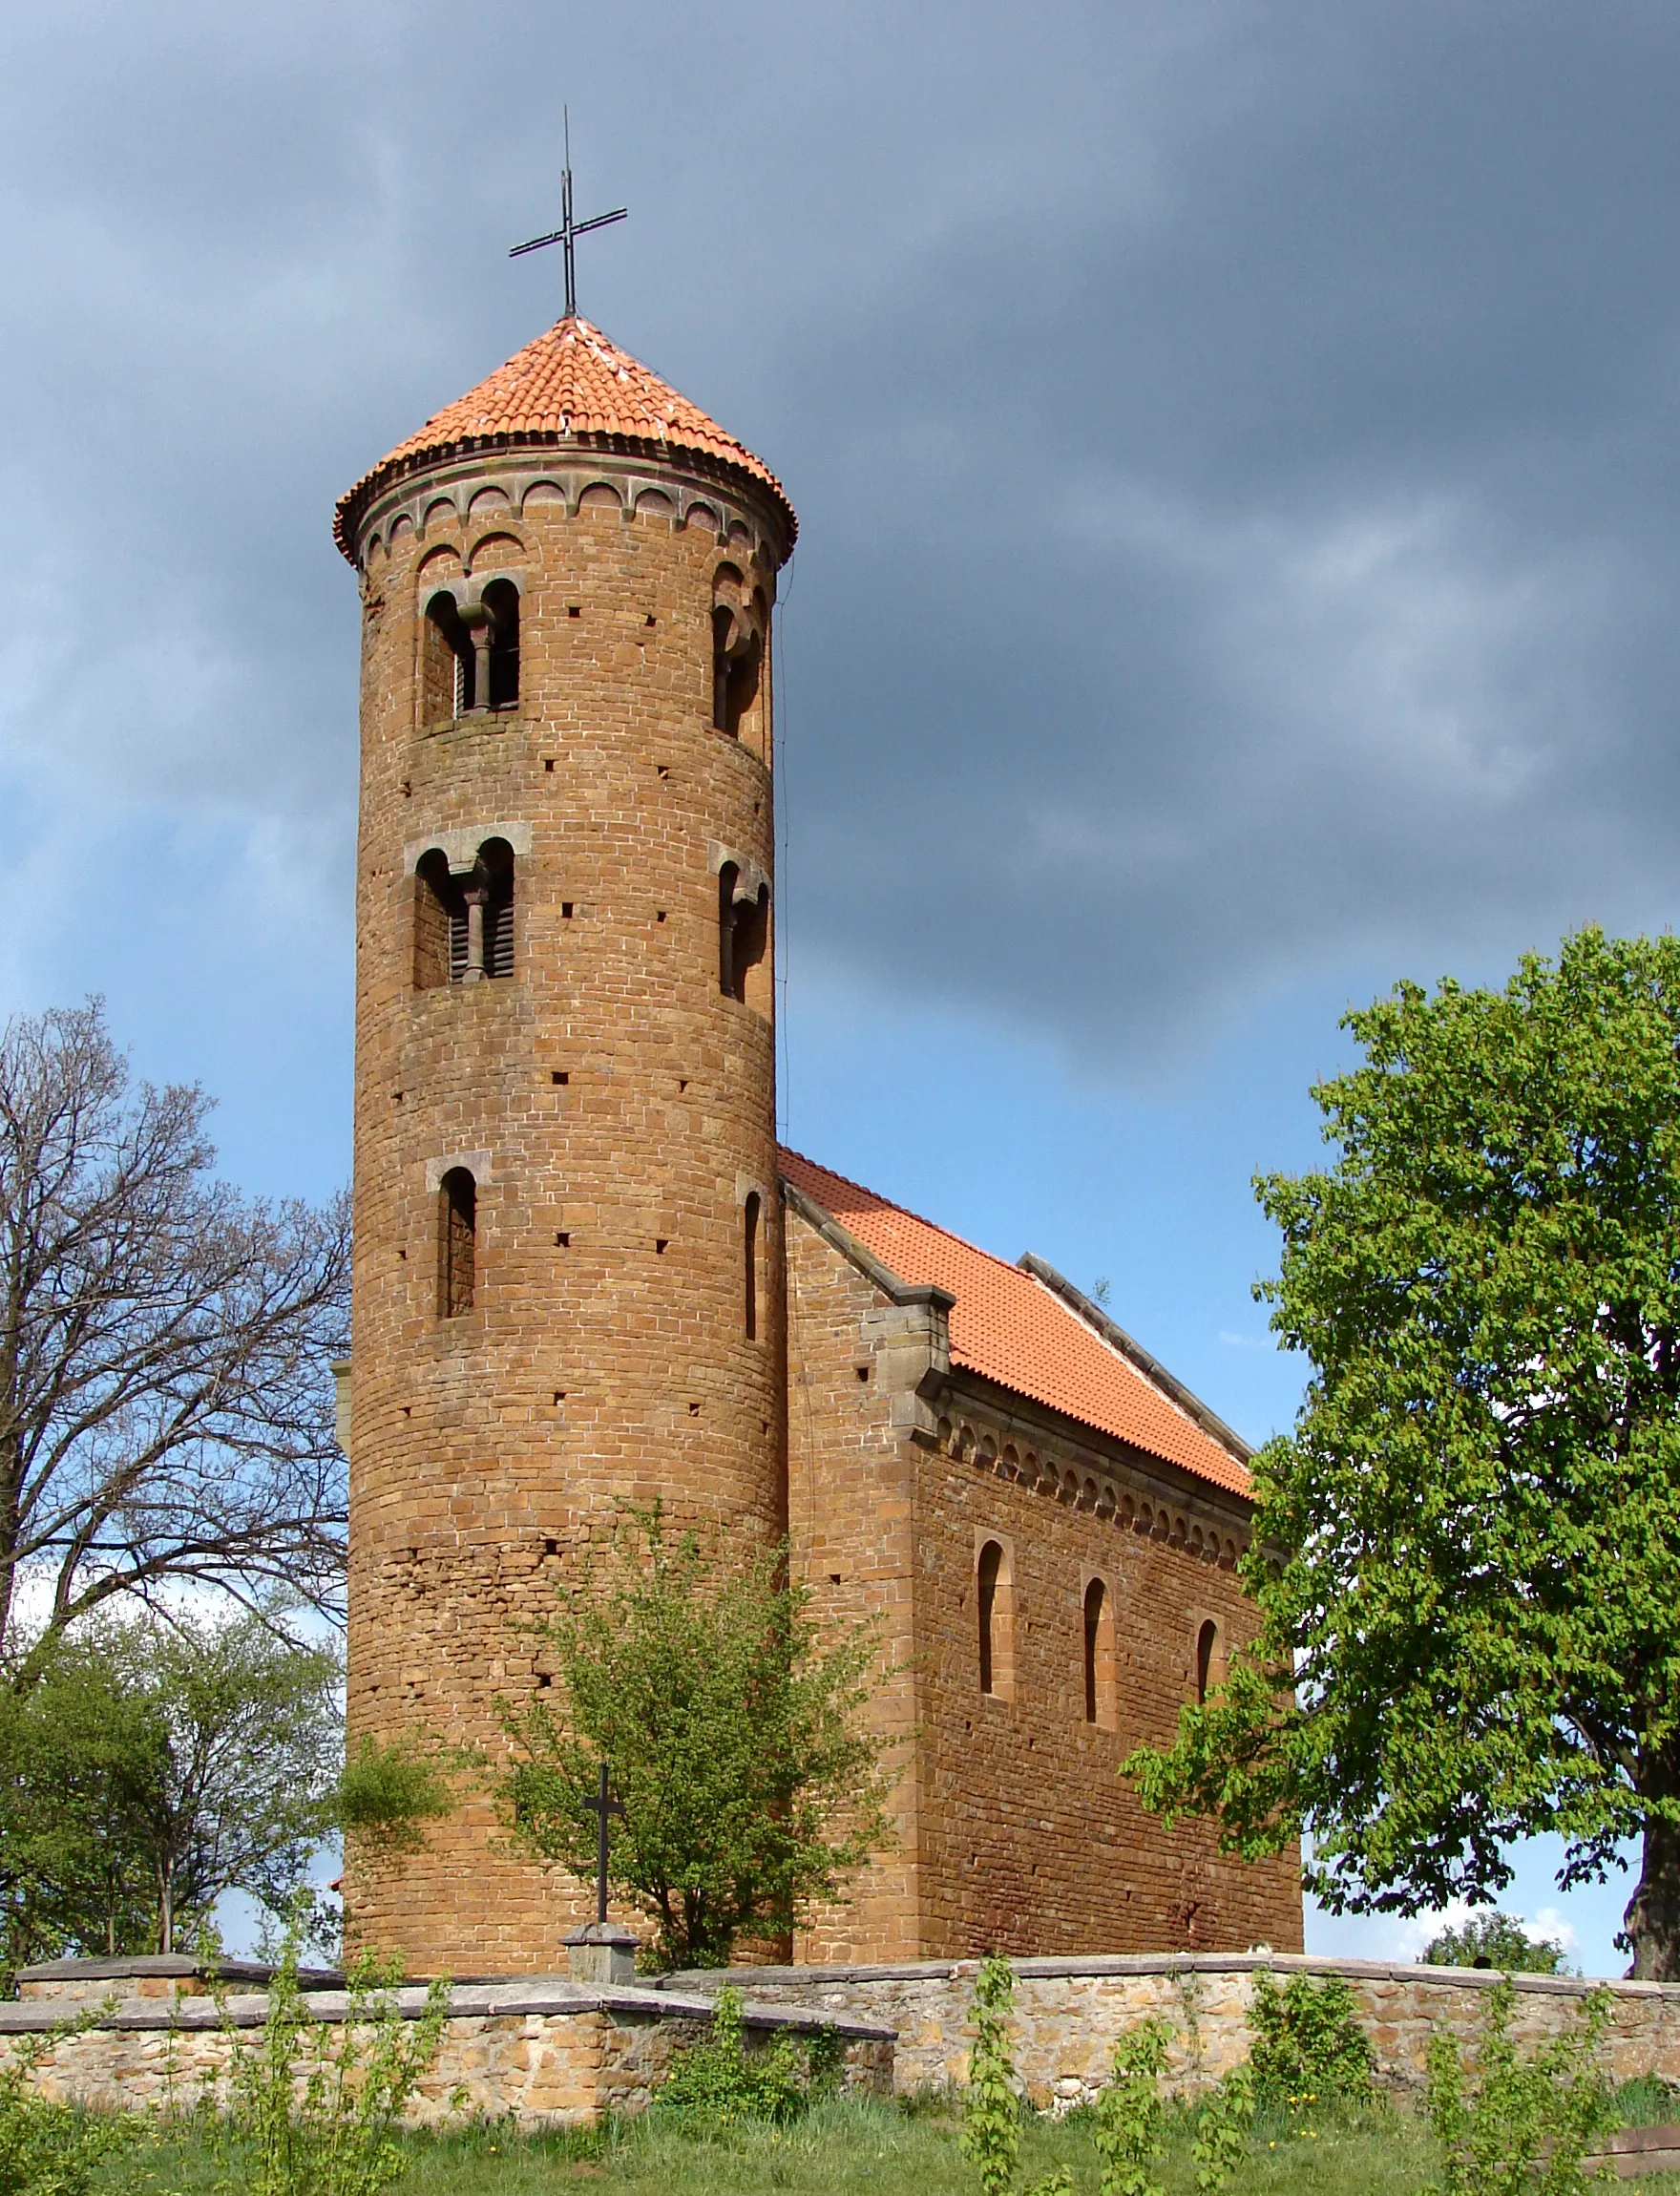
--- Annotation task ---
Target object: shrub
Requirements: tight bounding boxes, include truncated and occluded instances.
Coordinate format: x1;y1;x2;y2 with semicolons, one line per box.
1423;1975;1615;2196
0;2021;139;2196
1091;2016;1173;2196
214;1929;450;2196
1248;1968;1376;2107
653;1986;812;2129
1190;2065;1254;2196
959;1953;1020;2196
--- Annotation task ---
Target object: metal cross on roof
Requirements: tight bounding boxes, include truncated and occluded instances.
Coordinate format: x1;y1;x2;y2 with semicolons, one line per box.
509;110;627;320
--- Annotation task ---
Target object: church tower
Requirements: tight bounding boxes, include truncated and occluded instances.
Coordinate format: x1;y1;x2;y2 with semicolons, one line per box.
334;317;795;1974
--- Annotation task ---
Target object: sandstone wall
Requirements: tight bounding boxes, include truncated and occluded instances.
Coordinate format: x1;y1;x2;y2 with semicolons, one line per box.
0;1980;892;2130
661;1952;1680;2103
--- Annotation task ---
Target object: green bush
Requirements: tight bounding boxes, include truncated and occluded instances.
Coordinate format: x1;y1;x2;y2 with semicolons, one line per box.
1423;1975;1615;2196
959;1954;1020;2196
653;1985;823;2129
0;2024;139;2196
213;1929;451;2196
1091;2016;1173;2196
1248;1969;1376;2108
1189;2066;1254;2196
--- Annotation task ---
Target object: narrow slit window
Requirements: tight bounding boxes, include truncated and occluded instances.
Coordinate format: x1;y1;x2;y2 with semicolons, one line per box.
439;1167;476;1318
977;1540;1004;1697
744;1191;761;1341
718;863;740;996
711;566;764;742
1083;1577;1117;1729
1084;1579;1103;1723
1195;1618;1224;1706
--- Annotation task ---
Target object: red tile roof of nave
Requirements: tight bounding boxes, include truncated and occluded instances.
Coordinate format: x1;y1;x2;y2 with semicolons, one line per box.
333;316;795;561
780;1149;1250;1499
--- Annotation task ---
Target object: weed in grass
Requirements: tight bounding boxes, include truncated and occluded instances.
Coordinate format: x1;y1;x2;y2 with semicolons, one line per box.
959;1955;1021;2196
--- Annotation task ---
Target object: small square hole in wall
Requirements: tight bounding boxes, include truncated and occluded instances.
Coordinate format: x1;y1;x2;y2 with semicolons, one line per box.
397;1248;408;1261
829;1573;842;1586
543;1537;558;1555
536;1672;553;1688
401;779;412;797
656;910;667;922
645;614;657;628
562;902;575;919
657;764;669;779
688;1401;701;1415
553;1390;567;1405
555;1232;570;1247
656;1238;669;1255
544;758;556;772
856;1365;871;1382
392;1090;404;1106
402;1405;411;1418
678;1077;688;1093
567;604;581;619
552;1070;569;1086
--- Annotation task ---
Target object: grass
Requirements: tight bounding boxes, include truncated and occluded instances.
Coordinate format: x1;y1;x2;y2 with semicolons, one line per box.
94;2093;1436;2196
80;2080;1680;2195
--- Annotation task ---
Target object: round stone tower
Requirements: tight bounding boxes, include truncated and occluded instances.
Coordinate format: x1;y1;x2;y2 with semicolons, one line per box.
333;317;795;1974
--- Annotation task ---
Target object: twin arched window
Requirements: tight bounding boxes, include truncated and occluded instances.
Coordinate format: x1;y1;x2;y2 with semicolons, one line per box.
711;564;766;746
414;838;515;988
423;580;520;724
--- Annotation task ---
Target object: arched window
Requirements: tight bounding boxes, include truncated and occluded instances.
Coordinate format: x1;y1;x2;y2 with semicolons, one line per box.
481;578;520;709
438;1167;476;1318
744;1191;761;1341
976;1539;1014;1700
1083;1577;1117;1731
1195;1618;1225;1706
718;867;769;1005
413;839;514;987
423;592;472;723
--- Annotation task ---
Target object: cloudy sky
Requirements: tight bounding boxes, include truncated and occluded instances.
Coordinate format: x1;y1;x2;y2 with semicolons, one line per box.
6;0;1678;1971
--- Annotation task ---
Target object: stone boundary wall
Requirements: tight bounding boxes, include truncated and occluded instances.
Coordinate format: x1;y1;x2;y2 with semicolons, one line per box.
654;1953;1680;2106
0;1978;894;2130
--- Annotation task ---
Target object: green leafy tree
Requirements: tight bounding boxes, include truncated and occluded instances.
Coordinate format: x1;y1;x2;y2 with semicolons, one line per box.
496;1509;896;1969
1423;1912;1573;1976
0;1612;341;1961
1128;930;1680;1977
0;1636;159;1976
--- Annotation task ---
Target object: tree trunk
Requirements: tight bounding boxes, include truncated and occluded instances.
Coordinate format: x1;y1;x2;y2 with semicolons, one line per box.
1625;1812;1680;1977
158;1857;173;1957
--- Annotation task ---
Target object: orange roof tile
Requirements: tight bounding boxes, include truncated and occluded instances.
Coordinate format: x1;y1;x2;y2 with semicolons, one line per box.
334;316;795;561
780;1150;1251;1500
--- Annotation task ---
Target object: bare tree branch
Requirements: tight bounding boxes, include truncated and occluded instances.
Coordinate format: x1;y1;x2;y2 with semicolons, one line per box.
0;1002;349;1674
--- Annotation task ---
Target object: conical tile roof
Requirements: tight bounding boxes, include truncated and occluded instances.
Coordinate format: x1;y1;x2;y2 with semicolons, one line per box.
334;316;794;561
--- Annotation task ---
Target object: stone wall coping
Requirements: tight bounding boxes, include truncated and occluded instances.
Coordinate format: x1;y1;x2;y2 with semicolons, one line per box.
652;1951;1660;2000
0;1976;896;2041
18;1954;343;1989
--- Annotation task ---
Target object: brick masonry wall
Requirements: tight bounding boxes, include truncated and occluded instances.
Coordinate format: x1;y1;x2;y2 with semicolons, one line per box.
0;1983;892;2129
786;1205;1302;1962
662;1953;1680;2103
345;450;791;1976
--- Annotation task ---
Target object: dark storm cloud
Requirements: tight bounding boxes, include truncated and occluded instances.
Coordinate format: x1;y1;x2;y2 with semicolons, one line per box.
3;0;1678;1067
